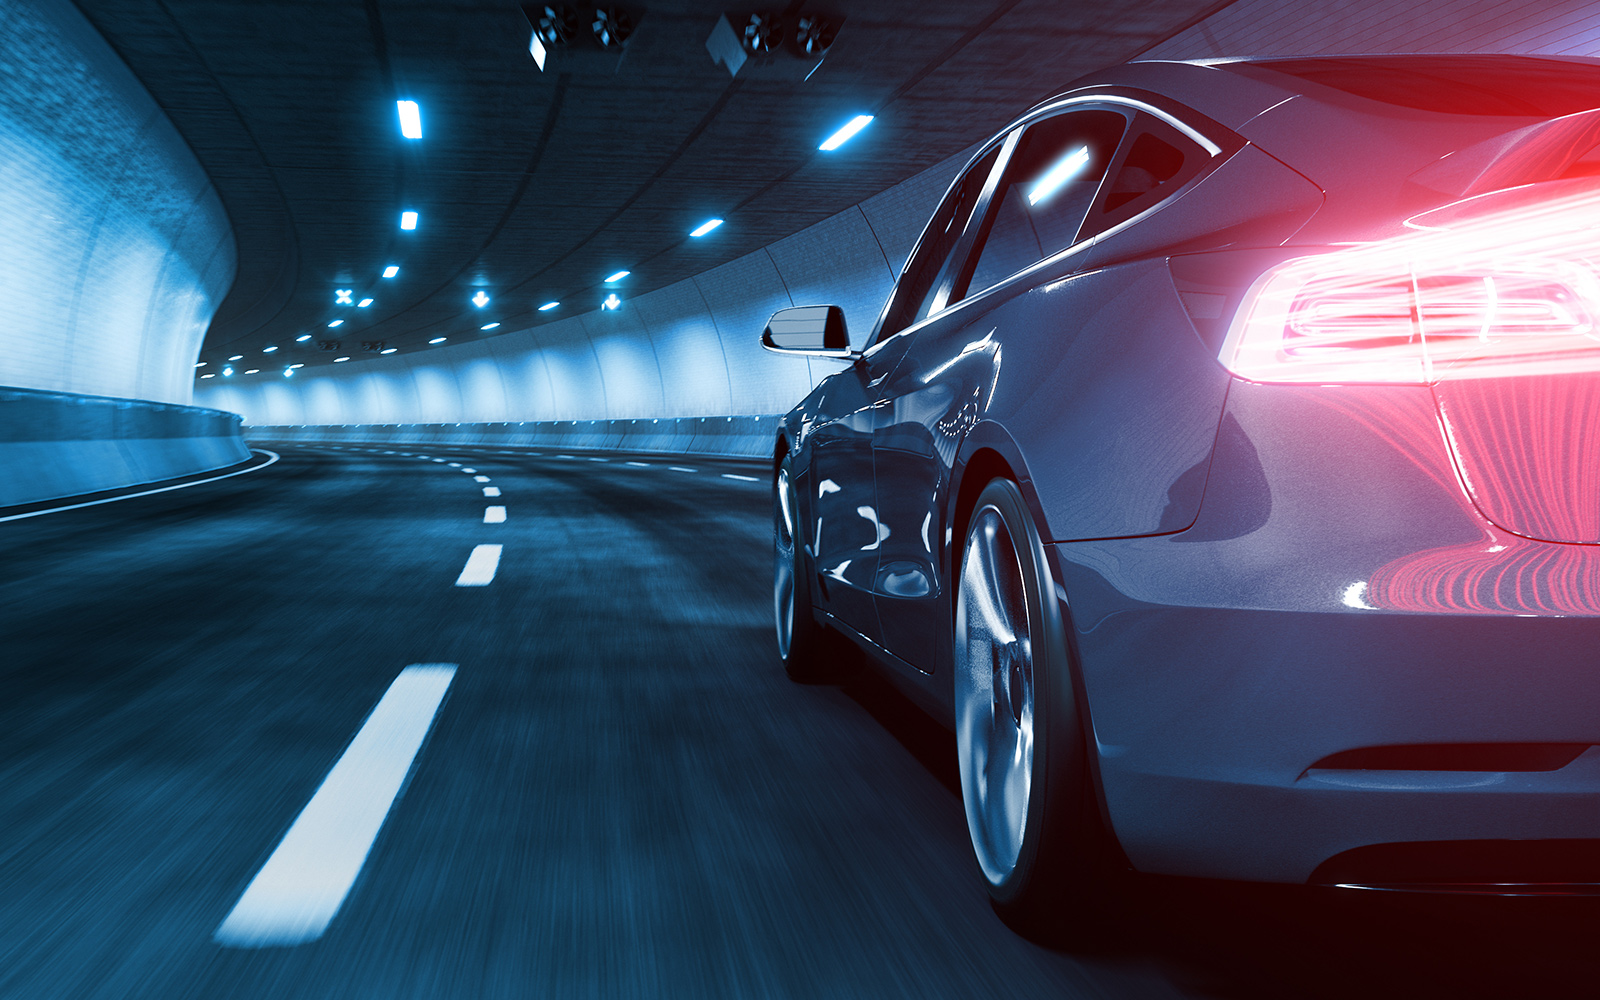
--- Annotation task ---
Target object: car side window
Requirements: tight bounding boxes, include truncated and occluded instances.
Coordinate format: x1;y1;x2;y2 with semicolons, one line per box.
1080;113;1211;239
955;109;1128;302
874;144;1003;343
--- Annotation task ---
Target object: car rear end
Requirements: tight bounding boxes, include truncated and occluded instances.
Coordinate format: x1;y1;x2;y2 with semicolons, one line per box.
1060;55;1600;891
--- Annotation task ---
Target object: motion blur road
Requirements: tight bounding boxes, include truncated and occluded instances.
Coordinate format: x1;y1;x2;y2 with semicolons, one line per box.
1;443;1598;999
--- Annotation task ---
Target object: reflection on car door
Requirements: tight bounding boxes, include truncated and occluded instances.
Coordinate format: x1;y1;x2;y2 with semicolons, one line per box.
870;107;1130;672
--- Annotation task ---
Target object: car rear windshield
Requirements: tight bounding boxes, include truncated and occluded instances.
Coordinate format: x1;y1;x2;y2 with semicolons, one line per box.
1242;56;1600;117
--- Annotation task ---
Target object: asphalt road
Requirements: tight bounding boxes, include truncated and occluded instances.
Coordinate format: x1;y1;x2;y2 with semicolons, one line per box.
2;443;1598;999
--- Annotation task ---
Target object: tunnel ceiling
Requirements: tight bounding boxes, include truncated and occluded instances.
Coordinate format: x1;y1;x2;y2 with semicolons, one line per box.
73;0;1222;373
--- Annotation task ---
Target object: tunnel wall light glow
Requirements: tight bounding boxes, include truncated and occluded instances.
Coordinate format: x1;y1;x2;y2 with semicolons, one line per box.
690;218;723;237
382;265;399;278
604;270;630;283
819;115;874;151
400;211;418;230
396;100;422;140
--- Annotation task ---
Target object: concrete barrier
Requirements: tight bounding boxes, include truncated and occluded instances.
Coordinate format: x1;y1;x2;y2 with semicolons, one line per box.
0;385;250;506
247;415;781;460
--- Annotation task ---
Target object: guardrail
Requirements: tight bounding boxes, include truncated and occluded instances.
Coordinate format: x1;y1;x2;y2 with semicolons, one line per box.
0;385;249;506
245;415;782;459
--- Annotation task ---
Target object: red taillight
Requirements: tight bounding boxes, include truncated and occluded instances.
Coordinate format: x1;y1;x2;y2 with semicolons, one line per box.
1220;190;1600;383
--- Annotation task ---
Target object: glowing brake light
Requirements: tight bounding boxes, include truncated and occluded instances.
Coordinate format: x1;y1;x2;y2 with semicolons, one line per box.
1221;187;1600;383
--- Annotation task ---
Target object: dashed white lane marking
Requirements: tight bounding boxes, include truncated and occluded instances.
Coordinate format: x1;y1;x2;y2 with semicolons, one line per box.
668;466;697;473
625;461;651;468
482;487;501;497
721;473;760;482
483;505;506;524
416;454;430;459
432;458;447;464
555;455;574;460
214;664;458;948
0;450;282;524
587;457;608;462
473;475;491;483
454;544;503;586
447;462;461;468
461;468;475;474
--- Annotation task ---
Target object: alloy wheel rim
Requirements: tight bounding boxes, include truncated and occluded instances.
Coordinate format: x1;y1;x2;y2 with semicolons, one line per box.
955;504;1036;886
774;467;795;659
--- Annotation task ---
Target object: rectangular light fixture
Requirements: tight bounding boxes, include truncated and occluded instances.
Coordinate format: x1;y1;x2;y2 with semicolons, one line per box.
1027;146;1090;206
690;218;723;237
429;337;447;344
481;322;500;330
400;211;418;230
296;334;313;342
819;115;874;151
380;347;398;354
358;298;373;307
262;346;278;353
538;301;560;311
328;319;344;328
382;265;399;278
604;270;630;283
397;100;422;139
194;361;207;367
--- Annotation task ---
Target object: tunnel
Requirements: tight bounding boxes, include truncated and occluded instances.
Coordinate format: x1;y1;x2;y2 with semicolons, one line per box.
9;0;1600;996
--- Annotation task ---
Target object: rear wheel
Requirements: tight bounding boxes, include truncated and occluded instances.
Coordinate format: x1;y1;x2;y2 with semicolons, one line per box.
775;457;827;681
954;477;1102;927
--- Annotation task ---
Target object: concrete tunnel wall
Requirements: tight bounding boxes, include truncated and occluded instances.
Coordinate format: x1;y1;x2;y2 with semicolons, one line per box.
0;0;246;507
196;149;970;452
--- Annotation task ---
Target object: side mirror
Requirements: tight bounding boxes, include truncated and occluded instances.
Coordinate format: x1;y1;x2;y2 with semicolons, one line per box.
761;305;856;358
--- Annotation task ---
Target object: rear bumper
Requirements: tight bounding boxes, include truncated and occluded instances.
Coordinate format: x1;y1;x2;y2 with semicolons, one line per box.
1047;379;1600;884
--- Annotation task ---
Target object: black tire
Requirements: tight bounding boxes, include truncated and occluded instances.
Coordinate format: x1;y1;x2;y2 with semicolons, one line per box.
953;477;1104;929
774;455;829;682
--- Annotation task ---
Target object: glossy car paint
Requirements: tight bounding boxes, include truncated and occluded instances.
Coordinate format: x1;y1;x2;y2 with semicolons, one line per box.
774;56;1600;886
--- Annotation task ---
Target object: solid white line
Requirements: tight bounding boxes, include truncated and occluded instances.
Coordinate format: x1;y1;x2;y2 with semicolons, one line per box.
214;663;457;948
483;505;506;524
0;450;282;524
454;544;502;586
721;473;760;482
482;486;501;497
473;475;490;483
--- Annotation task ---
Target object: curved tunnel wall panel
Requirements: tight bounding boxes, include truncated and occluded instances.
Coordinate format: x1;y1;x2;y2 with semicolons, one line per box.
197;146;975;431
0;0;234;406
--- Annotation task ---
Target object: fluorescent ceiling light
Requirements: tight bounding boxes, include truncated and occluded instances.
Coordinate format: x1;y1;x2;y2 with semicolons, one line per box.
289;363;304;369
429;337;447;344
334;356;351;362
382;265;399;278
194;361;207;367
262;346;278;353
327;319;344;328
296;334;313;342
1027;146;1091;206
200;373;215;378
357;298;373;307
400;211;418;230
690;218;723;237
819;114;874;151
538;301;560;311
380;347;397;354
229;355;243;361
603;270;630;283
480;322;500;330
397;100;422;139
245;369;260;374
